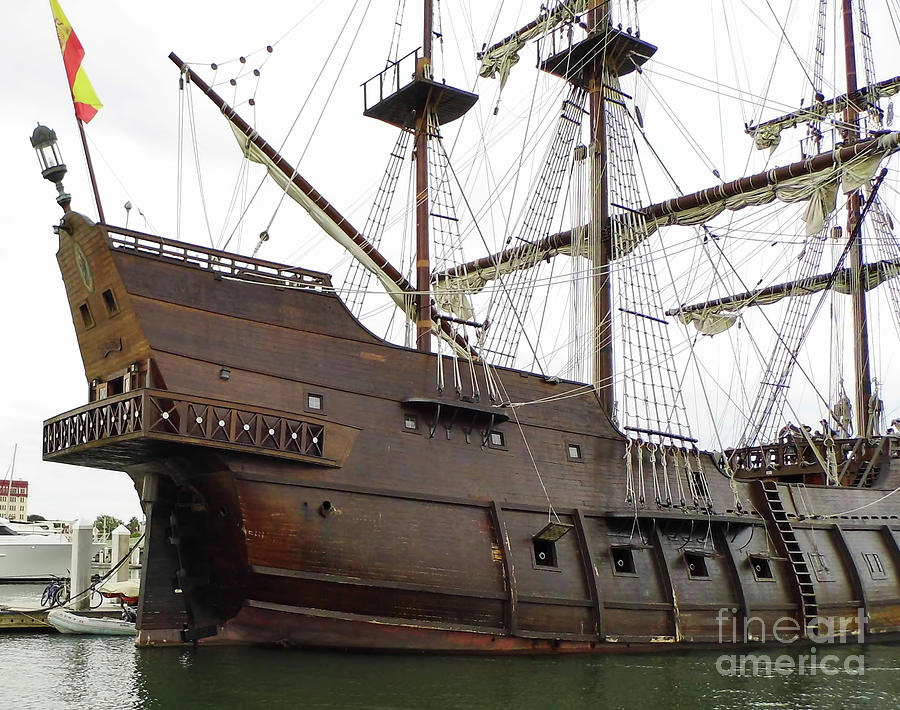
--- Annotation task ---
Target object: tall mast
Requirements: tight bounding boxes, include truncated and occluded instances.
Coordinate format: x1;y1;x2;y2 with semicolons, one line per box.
587;3;614;414
841;0;874;436
415;0;434;352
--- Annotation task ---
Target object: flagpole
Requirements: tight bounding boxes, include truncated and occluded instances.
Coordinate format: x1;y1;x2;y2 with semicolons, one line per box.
75;116;105;223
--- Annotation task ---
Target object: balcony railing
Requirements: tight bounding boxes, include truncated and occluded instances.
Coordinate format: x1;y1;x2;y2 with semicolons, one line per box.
44;389;328;465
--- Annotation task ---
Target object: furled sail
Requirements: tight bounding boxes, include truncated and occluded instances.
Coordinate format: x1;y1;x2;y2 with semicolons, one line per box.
667;258;900;334
437;131;900;293
478;0;589;88
747;76;900;151
227;122;414;315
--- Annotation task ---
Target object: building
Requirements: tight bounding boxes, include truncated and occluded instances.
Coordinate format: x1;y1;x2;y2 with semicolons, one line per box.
0;480;29;521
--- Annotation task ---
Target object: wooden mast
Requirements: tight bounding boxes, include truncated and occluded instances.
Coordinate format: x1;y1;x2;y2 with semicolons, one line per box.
415;0;434;352
841;0;875;436
588;2;614;414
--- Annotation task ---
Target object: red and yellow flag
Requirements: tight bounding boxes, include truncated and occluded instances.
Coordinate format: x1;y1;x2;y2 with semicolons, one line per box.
49;0;102;123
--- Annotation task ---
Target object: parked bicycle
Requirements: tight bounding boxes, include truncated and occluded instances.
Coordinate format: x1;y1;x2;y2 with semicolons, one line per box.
40;576;70;608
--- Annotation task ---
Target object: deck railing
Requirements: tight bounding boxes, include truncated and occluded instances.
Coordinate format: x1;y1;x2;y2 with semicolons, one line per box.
102;225;333;291
44;389;326;463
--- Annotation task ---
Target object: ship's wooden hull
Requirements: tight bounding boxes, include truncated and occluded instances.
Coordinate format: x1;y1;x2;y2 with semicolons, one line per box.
44;213;900;651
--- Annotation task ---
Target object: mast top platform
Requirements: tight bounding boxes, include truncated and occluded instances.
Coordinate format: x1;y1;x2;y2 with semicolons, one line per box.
362;48;478;129
540;27;656;87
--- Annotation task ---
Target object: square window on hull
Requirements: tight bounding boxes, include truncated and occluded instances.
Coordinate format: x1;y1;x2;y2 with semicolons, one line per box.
533;538;558;568
307;393;324;412
749;555;774;581
611;547;636;575
685;552;709;579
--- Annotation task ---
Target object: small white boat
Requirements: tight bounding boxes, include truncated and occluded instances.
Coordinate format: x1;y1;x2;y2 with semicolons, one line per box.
46;608;136;636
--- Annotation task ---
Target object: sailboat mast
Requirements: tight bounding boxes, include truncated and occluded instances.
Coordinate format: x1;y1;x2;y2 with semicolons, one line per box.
415;0;434;352
588;3;614;415
841;0;874;436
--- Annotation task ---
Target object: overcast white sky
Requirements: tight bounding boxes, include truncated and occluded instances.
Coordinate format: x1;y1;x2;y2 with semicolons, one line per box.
2;1;898;522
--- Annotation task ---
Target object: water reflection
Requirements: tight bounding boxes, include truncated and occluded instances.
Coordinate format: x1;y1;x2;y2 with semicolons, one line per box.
3;634;899;709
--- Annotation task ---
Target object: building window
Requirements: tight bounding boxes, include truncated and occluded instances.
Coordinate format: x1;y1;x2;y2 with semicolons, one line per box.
611;547;637;576
404;414;418;430
488;431;505;448
532;538;558;568
863;553;887;580
567;443;582;461
79;302;95;329
307;393;324;412
101;288;119;315
684;552;709;579
749;555;774;581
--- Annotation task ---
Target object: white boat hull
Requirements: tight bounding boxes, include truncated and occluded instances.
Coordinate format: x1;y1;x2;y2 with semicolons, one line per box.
47;608;136;635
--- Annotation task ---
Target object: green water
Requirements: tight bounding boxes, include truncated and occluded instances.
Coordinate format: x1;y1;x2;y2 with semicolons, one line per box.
4;586;900;709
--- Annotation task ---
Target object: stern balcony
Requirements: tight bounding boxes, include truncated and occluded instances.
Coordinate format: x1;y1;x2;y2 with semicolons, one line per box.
43;389;342;470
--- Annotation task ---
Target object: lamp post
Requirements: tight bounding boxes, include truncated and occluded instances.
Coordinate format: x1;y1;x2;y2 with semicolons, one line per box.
30;124;70;209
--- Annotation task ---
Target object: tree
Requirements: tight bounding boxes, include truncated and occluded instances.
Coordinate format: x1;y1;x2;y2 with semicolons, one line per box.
94;514;124;535
127;516;142;534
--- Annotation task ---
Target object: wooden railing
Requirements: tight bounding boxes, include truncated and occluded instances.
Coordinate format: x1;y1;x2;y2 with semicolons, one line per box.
361;47;420;113
727;436;893;484
44;389;327;464
102;225;333;291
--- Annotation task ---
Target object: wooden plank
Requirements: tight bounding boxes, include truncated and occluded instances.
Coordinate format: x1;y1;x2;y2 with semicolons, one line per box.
573;508;605;639
649;525;680;641
251;565;506;600
489;501;518;635
831;524;869;636
715;524;749;643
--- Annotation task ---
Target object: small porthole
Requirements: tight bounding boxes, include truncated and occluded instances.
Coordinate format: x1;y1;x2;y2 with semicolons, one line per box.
749;555;774;581
611;547;636;576
78;302;94;329
101;288;119;315
533;538;557;568
685;552;709;579
404;414;418;430
567;443;582;460
307;393;324;412
489;431;505;448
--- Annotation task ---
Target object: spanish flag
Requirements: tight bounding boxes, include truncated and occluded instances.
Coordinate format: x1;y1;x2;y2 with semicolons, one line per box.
49;0;102;123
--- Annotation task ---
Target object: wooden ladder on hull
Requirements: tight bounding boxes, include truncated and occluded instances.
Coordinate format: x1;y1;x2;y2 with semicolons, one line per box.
760;480;819;630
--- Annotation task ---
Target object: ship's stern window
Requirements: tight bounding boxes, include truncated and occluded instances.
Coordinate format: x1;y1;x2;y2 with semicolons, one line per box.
567;443;583;461
611;547;636;576
404;414;418;430
488;431;505;448
78;302;94;329
749;555;774;581
684;552;709;579
101;288;119;315
307;393;324;412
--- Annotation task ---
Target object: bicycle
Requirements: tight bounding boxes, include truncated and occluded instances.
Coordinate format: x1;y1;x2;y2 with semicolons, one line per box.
40;576;70;608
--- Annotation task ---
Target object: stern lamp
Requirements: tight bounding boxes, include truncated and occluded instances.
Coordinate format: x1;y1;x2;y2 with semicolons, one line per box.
30;123;69;206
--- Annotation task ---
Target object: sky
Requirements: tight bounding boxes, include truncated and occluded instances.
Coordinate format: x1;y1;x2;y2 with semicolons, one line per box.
2;1;899;522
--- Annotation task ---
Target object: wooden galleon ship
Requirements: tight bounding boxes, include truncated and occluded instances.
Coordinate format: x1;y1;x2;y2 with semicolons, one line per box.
37;0;900;651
